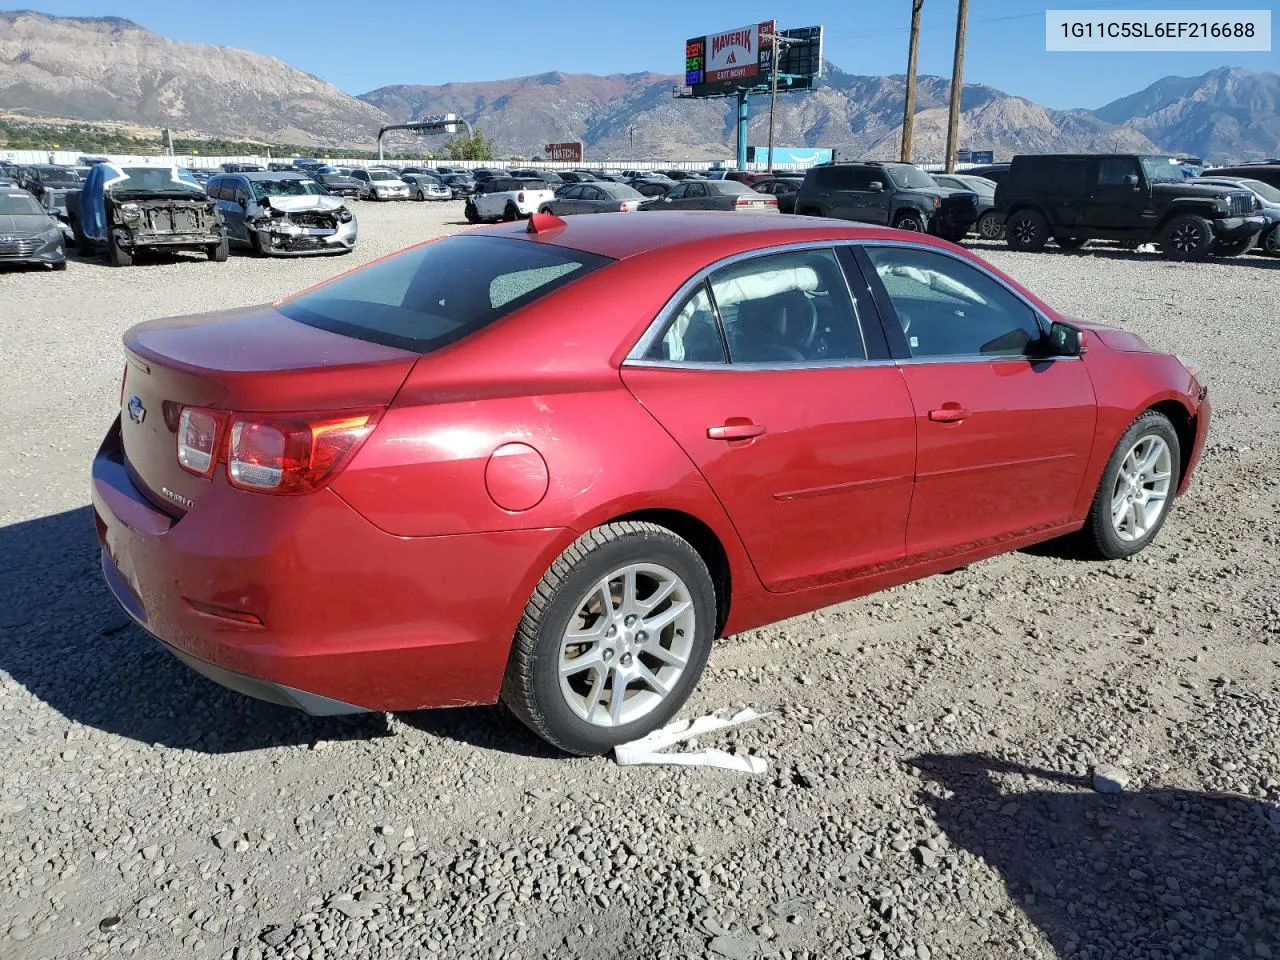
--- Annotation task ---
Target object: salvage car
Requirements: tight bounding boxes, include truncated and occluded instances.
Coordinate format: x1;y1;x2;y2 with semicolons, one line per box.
1191;176;1280;255
350;167;411;201
933;173;1002;240
643;178;779;212
401;173;452;202
67;164;227;267
540;181;645;215
0;188;68;270
996;154;1264;260
90;213;1210;755
206;172;355;257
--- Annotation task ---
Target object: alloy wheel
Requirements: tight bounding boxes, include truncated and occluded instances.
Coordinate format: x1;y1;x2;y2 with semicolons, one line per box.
557;563;696;727
1110;435;1173;542
979;216;1003;240
1169;223;1200;253
1010;217;1038;245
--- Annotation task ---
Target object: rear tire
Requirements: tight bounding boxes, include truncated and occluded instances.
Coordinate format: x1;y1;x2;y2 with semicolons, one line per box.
501;521;716;756
71;216;86;250
1262;225;1280;256
1079;410;1181;561
1005;209;1049;251
1159;215;1214;261
415;189;426;202
503;203;520;222
464;202;479;224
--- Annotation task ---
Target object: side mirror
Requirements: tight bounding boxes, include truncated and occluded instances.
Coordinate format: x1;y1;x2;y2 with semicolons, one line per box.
1046;320;1085;357
868;181;884;191
1123;174;1139;188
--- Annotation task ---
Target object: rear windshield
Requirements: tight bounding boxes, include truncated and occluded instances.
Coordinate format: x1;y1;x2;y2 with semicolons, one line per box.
278;235;614;353
711;181;757;195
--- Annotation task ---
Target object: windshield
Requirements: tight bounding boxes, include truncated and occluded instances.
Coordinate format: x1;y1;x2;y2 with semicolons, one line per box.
109;167;206;197
35;165;80;181
1140;156;1187;183
1240;179;1280;203
279;235;614;353
885;165;940;190
370;171;399;181
249;178;327;199
0;192;46;215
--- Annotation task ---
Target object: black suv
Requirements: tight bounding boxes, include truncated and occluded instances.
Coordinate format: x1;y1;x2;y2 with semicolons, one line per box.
996;154;1265;260
795;162;980;241
1208;163;1280;191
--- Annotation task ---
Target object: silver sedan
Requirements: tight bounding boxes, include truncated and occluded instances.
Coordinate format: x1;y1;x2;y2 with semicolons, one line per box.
541;182;646;215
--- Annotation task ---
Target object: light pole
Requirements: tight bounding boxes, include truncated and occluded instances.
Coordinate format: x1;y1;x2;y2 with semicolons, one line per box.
762;29;801;172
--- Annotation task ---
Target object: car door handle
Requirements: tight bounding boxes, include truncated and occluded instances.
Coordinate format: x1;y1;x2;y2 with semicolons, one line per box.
707;421;766;441
928;405;971;423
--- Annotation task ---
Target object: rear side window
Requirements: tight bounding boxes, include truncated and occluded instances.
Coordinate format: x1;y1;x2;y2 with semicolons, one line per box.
810;167;857;189
279;235;614;353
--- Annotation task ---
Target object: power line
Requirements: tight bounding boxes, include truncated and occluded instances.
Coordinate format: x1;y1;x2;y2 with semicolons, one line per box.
821;0;1172;38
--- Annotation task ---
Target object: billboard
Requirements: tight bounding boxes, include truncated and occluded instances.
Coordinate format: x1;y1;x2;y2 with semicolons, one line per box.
684;23;822;98
544;141;583;162
746;146;833;166
969;150;995;164
686;21;773;89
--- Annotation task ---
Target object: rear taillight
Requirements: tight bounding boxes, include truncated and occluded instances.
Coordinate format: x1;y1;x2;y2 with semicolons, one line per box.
226;411;379;495
735;197;751;206
177;408;224;478
174;406;379;495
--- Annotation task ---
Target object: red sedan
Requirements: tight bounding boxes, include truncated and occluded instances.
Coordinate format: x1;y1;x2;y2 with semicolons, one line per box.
92;212;1209;755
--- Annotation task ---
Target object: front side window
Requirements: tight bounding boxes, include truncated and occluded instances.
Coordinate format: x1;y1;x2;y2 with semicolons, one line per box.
643;283;726;364
865;246;1043;358
710;249;866;364
279;235;613;353
1098;157;1138;186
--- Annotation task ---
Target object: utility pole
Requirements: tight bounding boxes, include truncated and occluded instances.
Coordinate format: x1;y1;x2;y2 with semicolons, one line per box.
944;0;969;173
901;0;924;162
630;126;635;161
766;32;780;171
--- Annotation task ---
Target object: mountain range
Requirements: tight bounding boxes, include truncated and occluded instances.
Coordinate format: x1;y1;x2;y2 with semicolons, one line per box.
1;10;1277;162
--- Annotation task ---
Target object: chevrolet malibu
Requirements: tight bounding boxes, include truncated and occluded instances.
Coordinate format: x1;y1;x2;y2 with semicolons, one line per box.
93;212;1209;755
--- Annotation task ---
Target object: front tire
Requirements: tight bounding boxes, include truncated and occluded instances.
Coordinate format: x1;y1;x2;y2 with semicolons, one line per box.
503;203;520;222
1005;209;1050;251
1079;411;1180;560
976;210;1005;241
501;522;716;755
208;236;229;262
892;211;925;232
464;202;479;224
108;235;133;267
1160;214;1214;261
1212;235;1255;258
1262;225;1280;256
1055;235;1088;250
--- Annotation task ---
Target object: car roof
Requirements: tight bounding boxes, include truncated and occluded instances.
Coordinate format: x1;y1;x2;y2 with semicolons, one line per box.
468;210;953;261
239;171;311;180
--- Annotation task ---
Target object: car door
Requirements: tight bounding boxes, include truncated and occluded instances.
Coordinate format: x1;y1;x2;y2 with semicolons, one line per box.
856;167;894;225
858;243;1096;558
1086;157;1145;231
682;182;710;209
660;183;688;209
621;246;916;593
222;178;250;242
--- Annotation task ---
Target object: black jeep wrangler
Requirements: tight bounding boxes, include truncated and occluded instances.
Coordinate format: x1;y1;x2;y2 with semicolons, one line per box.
995;154;1265;260
794;162;980;241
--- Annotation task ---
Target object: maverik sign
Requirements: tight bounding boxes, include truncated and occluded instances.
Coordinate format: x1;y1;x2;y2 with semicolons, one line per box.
687;21;774;89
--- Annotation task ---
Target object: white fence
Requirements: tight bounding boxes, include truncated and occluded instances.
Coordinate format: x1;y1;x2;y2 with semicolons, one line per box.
0;148;837;174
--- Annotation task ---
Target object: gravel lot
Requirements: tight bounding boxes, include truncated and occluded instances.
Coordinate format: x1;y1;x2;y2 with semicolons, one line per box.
2;201;1278;960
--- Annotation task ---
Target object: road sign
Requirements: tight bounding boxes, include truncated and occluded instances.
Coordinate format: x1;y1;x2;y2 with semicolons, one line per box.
544;142;583;162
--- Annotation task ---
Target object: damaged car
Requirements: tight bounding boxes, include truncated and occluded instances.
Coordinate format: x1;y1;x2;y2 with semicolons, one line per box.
0;188;68;270
208;172;356;257
67;164;228;267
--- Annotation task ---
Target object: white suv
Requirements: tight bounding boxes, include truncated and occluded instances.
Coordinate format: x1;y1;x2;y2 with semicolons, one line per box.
465;177;555;222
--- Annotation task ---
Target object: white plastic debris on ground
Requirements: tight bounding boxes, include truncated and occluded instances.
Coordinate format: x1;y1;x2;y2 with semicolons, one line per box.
613;708;769;773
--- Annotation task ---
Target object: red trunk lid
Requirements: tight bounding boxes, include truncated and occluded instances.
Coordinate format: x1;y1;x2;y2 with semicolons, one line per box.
120;305;418;514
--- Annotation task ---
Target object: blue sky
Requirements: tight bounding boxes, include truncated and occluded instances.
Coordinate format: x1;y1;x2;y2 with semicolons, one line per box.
25;1;1280;107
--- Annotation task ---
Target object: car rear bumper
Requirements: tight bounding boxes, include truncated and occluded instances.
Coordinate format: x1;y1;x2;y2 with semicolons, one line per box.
1211;215;1266;238
91;418;566;714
